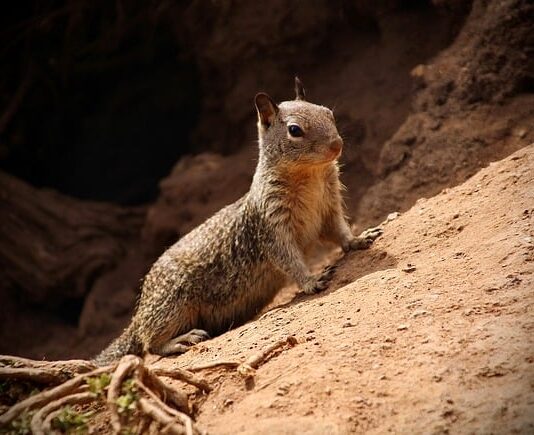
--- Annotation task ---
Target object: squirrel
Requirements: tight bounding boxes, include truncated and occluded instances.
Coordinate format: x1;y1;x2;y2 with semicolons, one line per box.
94;78;382;366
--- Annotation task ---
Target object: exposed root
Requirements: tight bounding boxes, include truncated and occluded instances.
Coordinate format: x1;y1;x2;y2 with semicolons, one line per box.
186;335;299;378
138;398;186;435
107;355;141;433
41;407;68;433
136;382;198;435
31;391;95;435
0;355;201;434
0;335;299;433
0;355;97;373
139;365;189;413
151;366;212;393
241;336;298;373
0;367;71;384
0;365;113;425
186;361;240;372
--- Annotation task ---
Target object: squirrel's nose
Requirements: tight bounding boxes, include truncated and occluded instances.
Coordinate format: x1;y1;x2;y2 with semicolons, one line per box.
329;136;343;153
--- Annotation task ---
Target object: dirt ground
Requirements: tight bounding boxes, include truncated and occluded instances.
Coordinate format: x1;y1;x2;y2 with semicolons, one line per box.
1;1;533;433
143;145;534;434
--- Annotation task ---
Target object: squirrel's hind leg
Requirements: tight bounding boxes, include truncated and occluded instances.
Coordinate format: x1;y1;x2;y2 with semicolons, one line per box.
151;329;210;357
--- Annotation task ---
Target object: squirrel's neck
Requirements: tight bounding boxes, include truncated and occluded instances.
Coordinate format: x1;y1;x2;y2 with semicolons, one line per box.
249;147;336;206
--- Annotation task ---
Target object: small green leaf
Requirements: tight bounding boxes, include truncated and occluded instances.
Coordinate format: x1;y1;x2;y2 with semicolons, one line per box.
51;406;93;434
86;373;111;395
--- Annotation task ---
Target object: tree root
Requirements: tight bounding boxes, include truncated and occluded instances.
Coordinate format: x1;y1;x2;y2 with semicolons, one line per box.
138;398;187;435
0;335;298;433
0;354;97;376
186;335;299;378
240;335;298;375
150;366;212;393
135;381;197;435
0;367;72;384
31;391;95;435
0;365;113;425
186;360;240;372
107;355;140;433
0;355;97;386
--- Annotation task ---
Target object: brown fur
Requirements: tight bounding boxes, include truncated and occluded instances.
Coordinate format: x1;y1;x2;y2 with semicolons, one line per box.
94;79;380;366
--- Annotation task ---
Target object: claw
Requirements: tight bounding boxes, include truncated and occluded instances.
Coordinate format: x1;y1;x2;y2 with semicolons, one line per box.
360;227;383;239
190;329;211;340
303;264;337;294
174;329;210;345
349;226;383;250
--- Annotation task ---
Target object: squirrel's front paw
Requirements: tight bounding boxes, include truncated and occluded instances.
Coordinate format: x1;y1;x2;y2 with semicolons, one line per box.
303;265;337;294
343;227;383;252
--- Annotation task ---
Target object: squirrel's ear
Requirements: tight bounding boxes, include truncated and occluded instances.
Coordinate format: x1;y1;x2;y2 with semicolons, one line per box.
255;93;279;128
294;76;306;101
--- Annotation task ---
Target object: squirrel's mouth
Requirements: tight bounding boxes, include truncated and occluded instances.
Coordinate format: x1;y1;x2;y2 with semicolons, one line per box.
297;147;341;166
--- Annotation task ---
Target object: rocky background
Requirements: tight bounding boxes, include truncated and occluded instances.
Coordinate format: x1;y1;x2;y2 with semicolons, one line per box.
0;0;533;360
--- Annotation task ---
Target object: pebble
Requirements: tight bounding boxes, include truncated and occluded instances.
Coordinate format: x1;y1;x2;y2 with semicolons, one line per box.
397;324;409;331
402;264;417;273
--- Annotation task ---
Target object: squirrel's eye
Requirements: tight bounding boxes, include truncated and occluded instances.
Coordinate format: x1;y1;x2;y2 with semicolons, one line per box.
288;124;304;138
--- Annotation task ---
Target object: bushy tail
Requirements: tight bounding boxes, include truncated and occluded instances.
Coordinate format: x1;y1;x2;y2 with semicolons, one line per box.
93;323;142;366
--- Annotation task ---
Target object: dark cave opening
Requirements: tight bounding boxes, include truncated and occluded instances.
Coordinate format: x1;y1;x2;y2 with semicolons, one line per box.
0;2;202;205
2;56;201;205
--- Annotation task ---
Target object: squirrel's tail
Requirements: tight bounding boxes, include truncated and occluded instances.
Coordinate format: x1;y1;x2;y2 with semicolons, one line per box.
93;323;142;366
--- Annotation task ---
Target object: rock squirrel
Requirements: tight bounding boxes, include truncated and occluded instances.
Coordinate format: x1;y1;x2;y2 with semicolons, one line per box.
94;78;381;365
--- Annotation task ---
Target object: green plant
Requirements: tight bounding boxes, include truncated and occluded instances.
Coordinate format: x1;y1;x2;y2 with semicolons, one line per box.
86;373;111;396
51;406;93;434
116;378;138;415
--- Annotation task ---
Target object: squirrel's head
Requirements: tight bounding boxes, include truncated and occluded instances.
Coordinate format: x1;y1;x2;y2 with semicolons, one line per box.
254;77;343;167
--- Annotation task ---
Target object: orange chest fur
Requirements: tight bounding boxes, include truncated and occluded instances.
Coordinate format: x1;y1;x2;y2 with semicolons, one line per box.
284;173;332;248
